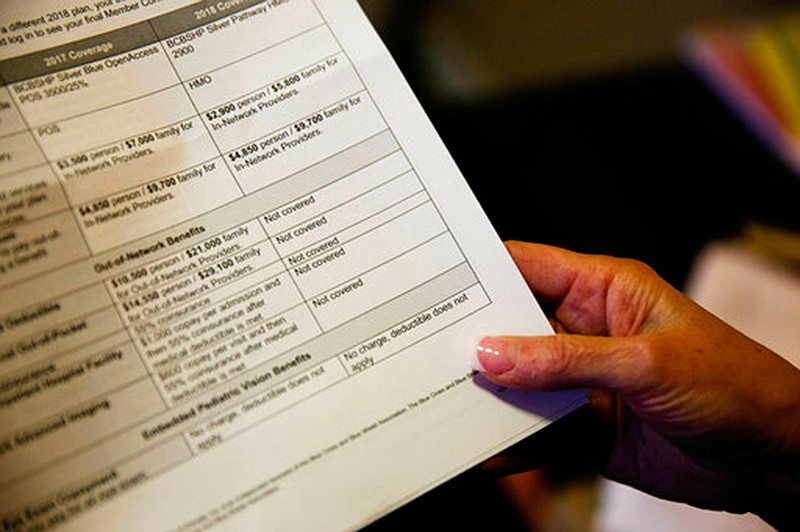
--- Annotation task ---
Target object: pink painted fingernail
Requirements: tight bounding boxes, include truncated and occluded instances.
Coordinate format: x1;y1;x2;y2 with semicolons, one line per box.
474;337;515;375
469;339;487;372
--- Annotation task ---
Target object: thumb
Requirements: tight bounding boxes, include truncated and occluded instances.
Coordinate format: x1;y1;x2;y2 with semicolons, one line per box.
474;334;648;393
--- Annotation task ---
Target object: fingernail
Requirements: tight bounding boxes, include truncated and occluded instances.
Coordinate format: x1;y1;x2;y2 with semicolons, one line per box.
474;337;516;375
469;339;487;372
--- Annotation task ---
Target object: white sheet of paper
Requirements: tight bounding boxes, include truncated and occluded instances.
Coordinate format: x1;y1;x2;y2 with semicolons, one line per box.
0;1;586;530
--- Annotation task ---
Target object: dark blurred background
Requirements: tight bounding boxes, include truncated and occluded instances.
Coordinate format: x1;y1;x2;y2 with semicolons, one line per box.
357;1;800;530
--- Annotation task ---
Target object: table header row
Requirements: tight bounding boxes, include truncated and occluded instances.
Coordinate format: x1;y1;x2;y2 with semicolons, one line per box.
0;0;270;85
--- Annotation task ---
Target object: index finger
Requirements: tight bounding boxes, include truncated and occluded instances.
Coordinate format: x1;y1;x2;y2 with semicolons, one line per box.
504;241;590;303
504;241;675;337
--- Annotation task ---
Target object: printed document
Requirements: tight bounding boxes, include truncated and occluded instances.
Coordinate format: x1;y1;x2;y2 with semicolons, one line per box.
0;1;586;529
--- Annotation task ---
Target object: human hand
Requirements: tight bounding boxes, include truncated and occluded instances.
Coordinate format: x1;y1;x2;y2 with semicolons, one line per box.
474;241;800;529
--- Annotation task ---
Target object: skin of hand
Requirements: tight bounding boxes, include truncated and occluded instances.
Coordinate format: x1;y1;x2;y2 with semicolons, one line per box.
474;241;800;529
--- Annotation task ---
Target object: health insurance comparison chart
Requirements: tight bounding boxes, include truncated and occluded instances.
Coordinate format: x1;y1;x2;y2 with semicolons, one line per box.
0;0;585;530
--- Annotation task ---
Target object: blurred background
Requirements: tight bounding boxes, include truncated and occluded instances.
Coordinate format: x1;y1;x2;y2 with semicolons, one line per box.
357;1;800;531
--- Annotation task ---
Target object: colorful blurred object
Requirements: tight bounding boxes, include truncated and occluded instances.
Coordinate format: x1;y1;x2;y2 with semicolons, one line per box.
685;10;800;176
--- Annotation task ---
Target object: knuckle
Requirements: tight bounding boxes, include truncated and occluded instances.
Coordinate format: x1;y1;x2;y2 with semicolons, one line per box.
626;336;665;384
619;257;658;279
541;337;574;381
